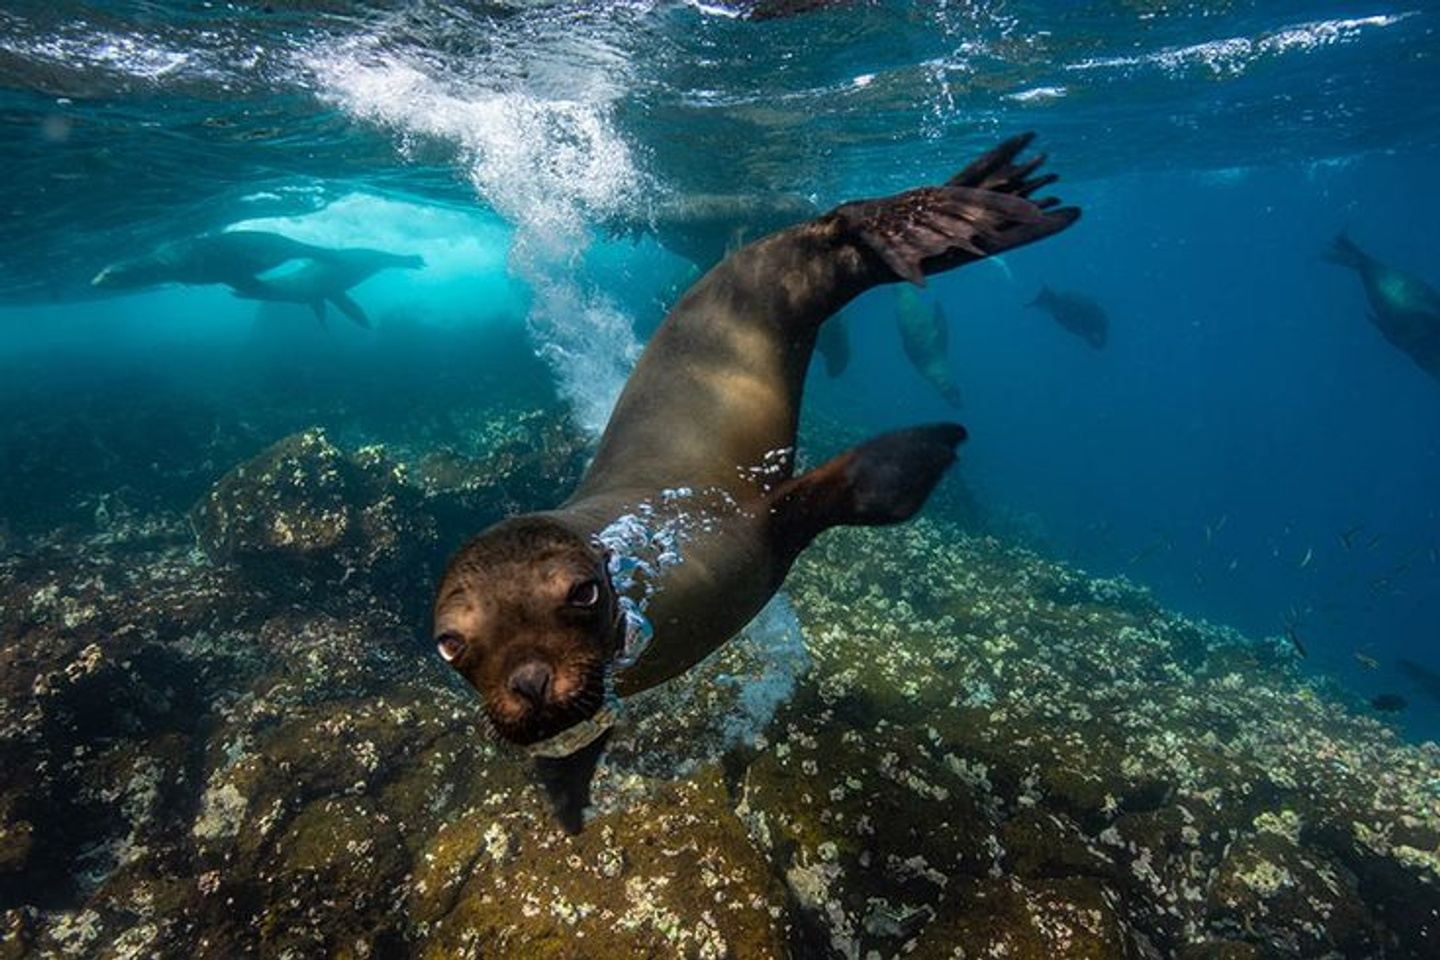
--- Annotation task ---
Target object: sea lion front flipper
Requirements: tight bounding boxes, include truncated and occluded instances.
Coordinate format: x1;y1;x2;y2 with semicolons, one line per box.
836;186;1079;287
767;423;967;557
532;728;613;835
329;293;372;329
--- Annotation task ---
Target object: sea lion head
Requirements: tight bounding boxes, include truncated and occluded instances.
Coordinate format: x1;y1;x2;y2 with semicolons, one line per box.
91;255;165;291
432;515;621;746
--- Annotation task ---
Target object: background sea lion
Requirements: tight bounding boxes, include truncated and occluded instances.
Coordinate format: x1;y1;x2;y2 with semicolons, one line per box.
229;248;425;328
609;192;854;376
1326;232;1440;381
896;285;964;408
608;192;820;268
433;133;1079;832
816;316;852;377
91;230;336;293
1029;284;1109;349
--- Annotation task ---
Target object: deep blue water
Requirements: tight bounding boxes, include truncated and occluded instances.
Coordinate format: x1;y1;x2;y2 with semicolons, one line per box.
2;2;1439;732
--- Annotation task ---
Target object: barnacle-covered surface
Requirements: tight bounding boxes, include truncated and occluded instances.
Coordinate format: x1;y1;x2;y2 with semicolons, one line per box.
2;405;1438;958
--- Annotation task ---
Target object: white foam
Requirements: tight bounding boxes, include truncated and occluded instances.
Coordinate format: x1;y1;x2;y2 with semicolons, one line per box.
302;32;646;434
1007;85;1067;103
1066;13;1415;77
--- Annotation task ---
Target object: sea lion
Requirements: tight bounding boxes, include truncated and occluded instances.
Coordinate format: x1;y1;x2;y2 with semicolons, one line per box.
1326;232;1440;381
815;315;852;377
433;133;1078;833
229;248;425;328
609;192;820;271
90;230;336;293
610;192;853;377
896;285;964;407
1029;284;1107;349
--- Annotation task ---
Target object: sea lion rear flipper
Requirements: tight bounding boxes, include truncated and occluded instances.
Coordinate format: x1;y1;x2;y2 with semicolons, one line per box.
309;300;328;329
329;293;372;329
532;728;613;835
767;423;967;556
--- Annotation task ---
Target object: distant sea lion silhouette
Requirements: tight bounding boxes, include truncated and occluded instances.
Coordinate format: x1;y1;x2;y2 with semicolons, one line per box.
816;315;851;377
90;230;335;293
1326;232;1440;381
610;193;853;377
432;133;1078;833
608;192;820;269
230;249;425;328
1029;284;1108;349
896;285;964;407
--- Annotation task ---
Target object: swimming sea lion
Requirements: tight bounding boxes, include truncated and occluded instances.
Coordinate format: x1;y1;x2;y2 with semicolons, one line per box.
609;192;819;271
610;192;853;376
1326;232;1440;381
896;285;963;407
816;315;852;377
433;133;1078;833
1028;284;1108;349
91;230;336;293
229;248;425;328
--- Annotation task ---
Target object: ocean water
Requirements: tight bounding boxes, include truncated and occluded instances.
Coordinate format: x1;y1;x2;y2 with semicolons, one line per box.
3;2;1440;957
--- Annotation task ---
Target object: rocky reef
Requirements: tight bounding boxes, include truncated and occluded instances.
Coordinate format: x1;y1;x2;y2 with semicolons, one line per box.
2;405;1438;959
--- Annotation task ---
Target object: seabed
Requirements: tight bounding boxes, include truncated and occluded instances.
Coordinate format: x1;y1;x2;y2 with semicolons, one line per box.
2;400;1438;959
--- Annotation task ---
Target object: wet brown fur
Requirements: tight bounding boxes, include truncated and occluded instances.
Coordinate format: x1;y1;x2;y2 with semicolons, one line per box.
434;134;1078;744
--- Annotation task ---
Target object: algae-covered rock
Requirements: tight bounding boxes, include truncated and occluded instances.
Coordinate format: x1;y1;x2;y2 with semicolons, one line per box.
10;402;1440;959
190;428;434;593
1208;833;1375;956
420;768;789;960
913;876;1142;959
738;718;994;957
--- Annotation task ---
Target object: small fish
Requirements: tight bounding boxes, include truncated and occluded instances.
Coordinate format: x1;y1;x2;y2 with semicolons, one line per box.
1339;524;1365;551
1366;532;1385;552
1298;547;1313;569
1128;535;1172;566
1285;624;1308;658
1370;693;1408;713
1355;652;1380;671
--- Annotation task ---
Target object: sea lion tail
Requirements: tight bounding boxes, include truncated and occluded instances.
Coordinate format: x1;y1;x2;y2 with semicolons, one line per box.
768;423;966;555
1324;232;1366;270
329;293;372;328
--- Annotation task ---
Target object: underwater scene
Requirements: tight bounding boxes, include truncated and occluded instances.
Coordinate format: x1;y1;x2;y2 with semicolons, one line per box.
3;1;1440;957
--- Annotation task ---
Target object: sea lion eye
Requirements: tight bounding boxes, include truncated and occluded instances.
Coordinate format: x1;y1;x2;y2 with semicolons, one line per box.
568;579;600;608
436;632;466;662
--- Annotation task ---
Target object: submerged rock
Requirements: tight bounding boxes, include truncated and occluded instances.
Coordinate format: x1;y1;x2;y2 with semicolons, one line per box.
189;410;589;603
4;405;1440;958
190;428;434;594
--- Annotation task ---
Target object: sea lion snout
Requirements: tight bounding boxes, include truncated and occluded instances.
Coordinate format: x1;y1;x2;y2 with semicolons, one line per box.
507;660;554;705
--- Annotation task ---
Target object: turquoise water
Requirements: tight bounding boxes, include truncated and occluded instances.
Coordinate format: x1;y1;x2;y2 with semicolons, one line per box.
2;4;1440;948
5;1;1436;723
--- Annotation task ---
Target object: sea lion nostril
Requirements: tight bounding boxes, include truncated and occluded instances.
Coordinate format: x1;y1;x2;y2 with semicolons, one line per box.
508;661;553;705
